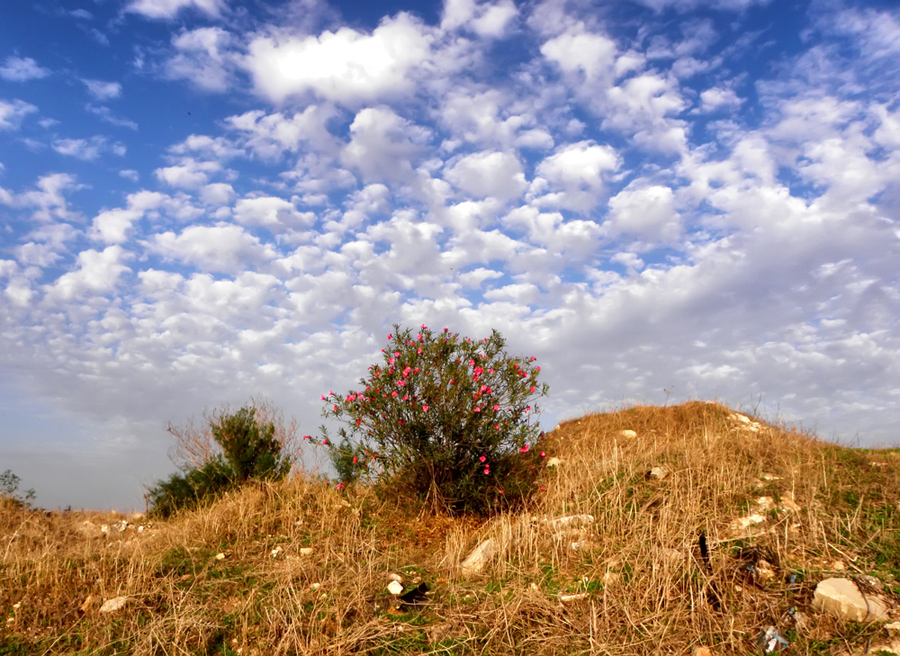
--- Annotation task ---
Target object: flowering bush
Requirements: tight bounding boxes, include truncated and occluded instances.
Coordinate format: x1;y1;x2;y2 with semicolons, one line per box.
316;324;549;515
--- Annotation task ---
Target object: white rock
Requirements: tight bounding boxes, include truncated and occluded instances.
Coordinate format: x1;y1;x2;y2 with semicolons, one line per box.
461;538;496;575
387;580;404;595
545;457;561;468
729;513;767;531
619;429;637;438
100;524;109;535
812;578;890;622
547;514;594;529
215;553;226;560
270;546;282;558
99;596;128;613
647;466;668;480
112;520;128;533
387;572;403;583
887;622;900;632
299;547;313;556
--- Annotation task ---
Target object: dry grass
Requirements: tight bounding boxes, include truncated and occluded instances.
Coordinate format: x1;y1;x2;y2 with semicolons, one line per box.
2;401;899;655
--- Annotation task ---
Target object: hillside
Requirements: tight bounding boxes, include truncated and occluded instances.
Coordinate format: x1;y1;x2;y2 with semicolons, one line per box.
2;401;899;655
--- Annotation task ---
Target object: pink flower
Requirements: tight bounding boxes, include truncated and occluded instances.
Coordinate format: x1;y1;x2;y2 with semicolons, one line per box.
403;395;408;401
493;405;500;411
479;455;486;463
530;386;536;392
483;468;490;475
417;348;423;354
320;394;326;400
387;335;392;340
443;327;448;331
530;356;536;361
422;404;429;412
333;405;339;412
336;483;345;491
322;439;329;445
536;366;540;372
520;445;529;453
498;489;504;494
394;351;400;357
494;425;500;430
540;451;546;458
352;456;358;463
302;435;311;440
421;323;427;330
474;407;481;413
392;391;398;397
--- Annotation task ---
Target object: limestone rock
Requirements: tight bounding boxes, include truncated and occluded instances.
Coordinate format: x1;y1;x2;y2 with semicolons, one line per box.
99;596;128;613
619;429;637;438
812;577;890;622
647;466;668;480
387;580;403;595
461;538;496;575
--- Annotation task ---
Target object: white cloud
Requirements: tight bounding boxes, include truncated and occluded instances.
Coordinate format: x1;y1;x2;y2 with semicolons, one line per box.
541;27;618;83
225;106;338;160
445;150;527;202
45;246;130;301
0;98;37;130
234;196;315;230
607;184;680;240
85;105;139;130
165;27;234;92
244;14;432;105
155;158;221;189
1;173;83;223
697;86;743;112
633;0;772;11
200;182;235;206
604;73;687;152
81;79;122;101
120;169;139;182
150;223;276;273
0;56;50;82
52;136;126;161
124;0;227;20
342;106;431;183
531;141;619;212
441;0;518;38
91;190;167;244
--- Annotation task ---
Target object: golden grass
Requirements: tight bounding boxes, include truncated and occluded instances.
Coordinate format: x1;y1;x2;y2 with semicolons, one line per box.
2;401;899;655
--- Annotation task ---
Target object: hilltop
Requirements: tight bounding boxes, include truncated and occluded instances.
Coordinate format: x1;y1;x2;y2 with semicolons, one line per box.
2;401;899;655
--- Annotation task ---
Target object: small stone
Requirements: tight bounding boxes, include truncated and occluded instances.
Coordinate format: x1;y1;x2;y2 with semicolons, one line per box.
137;525;145;533
100;524;109;535
215;553;226;560
461;538;496;575
619;429;637;438
545;457;561;468
310;583;322;590
387;572;402;583
80;595;95;613
387;580;404;595
729;513;767;531
756;496;774;510
99;596;128;613
885;622;900;632
299;547;313;556
755;560;776;585
647;466;668;480
692;647;713;656
779;496;802;513
812;577;890;622
112;520;128;533
270;546;282;558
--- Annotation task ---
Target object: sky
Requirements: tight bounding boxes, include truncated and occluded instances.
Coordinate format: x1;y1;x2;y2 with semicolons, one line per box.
1;0;899;510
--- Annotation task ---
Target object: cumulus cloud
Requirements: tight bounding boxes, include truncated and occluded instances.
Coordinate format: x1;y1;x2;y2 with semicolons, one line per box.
81;79;122;101
0;98;37;130
342;106;431;183
165;27;234;92
234;196;315;230
441;0;519;37
244;14;432;105
150;223;276;273
445;150;527;202
124;0;227;20
52;136;126;161
0;56;50;82
607;184;680;240
154;158;222;189
531;141;619;212
45;246;130;302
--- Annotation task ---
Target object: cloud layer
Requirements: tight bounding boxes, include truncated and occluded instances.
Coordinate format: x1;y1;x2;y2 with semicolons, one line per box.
1;0;899;509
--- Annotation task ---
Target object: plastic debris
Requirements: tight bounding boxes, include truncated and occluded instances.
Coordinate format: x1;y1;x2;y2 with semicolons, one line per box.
756;626;789;652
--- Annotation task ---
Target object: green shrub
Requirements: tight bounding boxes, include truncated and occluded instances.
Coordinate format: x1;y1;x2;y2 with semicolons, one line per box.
147;402;293;518
0;469;35;509
317;324;549;515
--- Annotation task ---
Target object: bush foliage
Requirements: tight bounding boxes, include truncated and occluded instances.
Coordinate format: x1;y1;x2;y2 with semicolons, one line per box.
317;324;549;515
147;403;293;518
0;469;35;509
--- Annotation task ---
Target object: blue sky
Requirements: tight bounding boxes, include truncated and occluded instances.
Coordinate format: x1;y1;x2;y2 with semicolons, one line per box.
2;0;899;510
